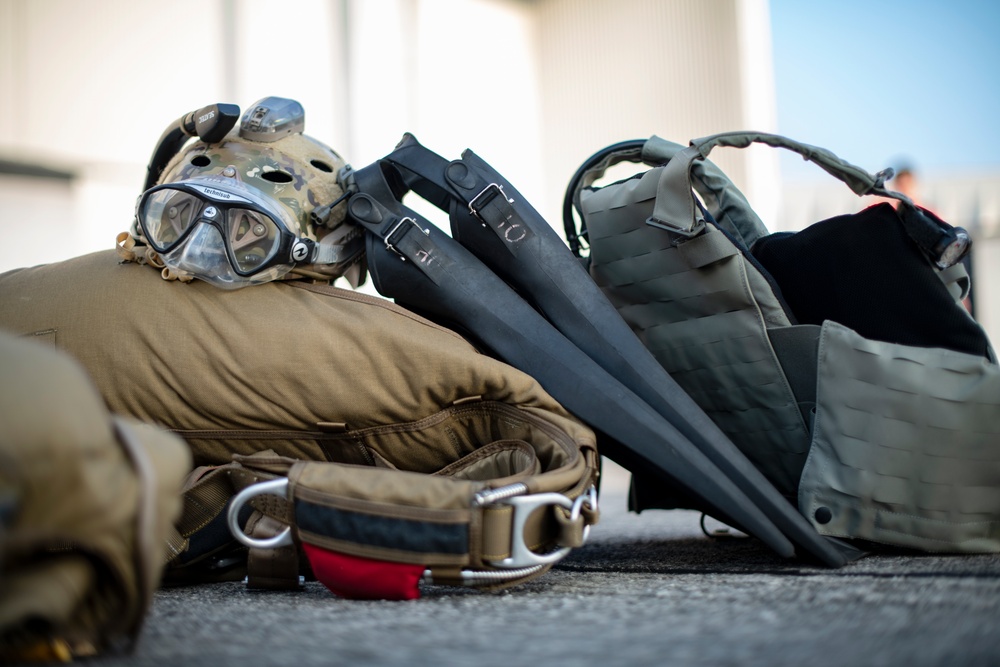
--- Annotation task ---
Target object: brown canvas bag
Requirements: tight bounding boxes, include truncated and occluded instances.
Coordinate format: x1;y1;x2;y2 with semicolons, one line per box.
0;331;190;661
0;250;598;597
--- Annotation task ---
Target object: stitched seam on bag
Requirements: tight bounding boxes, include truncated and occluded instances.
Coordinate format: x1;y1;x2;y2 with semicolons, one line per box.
170;429;343;440
286;281;471;345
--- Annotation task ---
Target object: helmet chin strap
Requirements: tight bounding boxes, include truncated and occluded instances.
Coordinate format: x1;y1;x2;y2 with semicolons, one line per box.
116;231;195;283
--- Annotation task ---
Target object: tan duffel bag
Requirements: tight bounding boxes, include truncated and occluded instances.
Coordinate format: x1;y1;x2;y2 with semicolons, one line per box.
0;250;599;599
0;331;190;661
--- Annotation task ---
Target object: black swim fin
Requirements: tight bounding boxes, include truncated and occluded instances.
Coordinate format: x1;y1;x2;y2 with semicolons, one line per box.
376;135;856;567
344;159;796;561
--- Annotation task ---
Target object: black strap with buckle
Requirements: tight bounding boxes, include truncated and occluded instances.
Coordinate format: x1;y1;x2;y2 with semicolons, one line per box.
896;202;971;270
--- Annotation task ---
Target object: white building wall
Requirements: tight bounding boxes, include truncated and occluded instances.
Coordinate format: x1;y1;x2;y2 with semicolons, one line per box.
534;0;780;227
3;0;990;341
0;0;339;268
0;0;774;270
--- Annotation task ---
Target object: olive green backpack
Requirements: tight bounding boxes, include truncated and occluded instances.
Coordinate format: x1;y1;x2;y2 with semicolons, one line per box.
566;131;1000;553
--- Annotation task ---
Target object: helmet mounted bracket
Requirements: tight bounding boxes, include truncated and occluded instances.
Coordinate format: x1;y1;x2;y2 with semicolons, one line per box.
143;103;241;191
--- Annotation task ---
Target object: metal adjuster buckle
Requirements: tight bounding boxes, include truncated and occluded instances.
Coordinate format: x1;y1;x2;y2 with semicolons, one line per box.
384;216;429;259
645;214;705;238
477;484;597;569
933;227;971;270
227;477;293;549
468;183;514;225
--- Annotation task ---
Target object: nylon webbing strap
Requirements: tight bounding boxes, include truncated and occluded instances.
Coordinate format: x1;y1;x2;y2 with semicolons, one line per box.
344;165;454;286
649;131;906;238
692;132;895;197
938;261;971;302
168;458;299;590
174;463;289;541
382;134;535;257
481;505;514;562
293;492;472;567
287;461;567;567
245;513;302;590
175;466;238;542
444;161;534;255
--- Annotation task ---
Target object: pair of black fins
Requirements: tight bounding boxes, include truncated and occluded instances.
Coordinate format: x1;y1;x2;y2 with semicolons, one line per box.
344;134;860;567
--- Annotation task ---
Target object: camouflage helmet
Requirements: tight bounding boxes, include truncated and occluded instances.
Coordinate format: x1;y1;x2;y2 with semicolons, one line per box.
130;97;364;287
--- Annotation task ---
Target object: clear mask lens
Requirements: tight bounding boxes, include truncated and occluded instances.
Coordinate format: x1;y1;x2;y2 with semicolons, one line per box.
163;223;290;290
141;189;206;251
227;208;281;273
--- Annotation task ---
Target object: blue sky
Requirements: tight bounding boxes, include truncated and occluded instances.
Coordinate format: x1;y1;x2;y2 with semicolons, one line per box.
770;0;1000;180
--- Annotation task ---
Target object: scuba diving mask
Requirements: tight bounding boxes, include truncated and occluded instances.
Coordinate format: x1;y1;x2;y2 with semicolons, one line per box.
130;96;363;289
136;177;317;288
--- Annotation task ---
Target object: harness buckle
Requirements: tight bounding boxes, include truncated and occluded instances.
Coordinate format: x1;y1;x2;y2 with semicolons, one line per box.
482;486;597;569
226;478;293;549
384;216;429;259
468;183;514;225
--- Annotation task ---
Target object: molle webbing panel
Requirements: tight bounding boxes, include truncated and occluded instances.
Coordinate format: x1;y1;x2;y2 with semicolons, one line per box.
581;173;811;497
800;322;1000;552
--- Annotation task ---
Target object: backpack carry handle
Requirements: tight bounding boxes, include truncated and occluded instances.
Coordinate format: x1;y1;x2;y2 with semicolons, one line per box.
565;134;775;255
648;131;904;236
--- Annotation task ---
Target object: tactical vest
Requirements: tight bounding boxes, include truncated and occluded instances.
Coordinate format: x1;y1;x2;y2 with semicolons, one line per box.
567;131;1000;553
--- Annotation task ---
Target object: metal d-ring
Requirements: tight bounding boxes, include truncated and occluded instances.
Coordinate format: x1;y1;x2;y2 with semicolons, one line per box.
226;477;293;549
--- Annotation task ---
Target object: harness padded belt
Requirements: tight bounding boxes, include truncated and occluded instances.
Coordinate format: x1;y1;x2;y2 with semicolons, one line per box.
224;440;598;600
375;135;851;567
343;157;802;563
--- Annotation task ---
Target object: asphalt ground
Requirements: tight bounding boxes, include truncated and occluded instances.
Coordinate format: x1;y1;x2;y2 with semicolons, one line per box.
78;460;1000;667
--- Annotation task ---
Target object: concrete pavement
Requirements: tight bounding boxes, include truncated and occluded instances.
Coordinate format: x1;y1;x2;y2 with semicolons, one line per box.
81;460;1000;667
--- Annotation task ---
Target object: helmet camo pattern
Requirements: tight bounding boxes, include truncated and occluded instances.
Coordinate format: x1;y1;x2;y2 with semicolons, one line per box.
156;133;348;243
130;98;363;284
